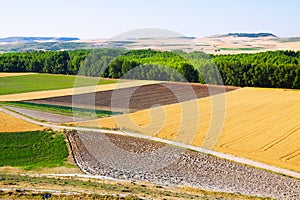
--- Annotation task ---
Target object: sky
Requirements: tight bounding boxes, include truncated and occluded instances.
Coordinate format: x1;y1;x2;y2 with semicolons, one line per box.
1;0;299;39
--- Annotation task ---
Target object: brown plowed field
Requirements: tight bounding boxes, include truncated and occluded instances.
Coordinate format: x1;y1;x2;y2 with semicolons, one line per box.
30;83;238;113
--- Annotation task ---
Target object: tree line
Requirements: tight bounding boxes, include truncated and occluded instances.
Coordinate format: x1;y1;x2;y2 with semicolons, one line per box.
0;49;299;89
213;51;300;88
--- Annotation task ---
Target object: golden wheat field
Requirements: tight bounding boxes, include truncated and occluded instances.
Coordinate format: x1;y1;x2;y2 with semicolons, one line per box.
0;111;43;132
76;87;300;173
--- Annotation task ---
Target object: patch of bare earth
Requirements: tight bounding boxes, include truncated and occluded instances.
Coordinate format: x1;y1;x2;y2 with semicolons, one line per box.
30;82;238;113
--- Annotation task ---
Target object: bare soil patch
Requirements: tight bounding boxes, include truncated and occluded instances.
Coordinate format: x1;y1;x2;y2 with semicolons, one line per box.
31;82;238;113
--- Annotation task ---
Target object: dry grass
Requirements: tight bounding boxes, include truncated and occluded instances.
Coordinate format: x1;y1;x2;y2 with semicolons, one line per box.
0;166;81;174
76;88;300;172
0;111;43;132
0;73;36;78
0;173;271;200
0;80;161;102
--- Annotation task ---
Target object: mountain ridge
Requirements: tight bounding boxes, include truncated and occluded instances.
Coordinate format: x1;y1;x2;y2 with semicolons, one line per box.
0;33;279;43
0;33;300;53
0;37;80;43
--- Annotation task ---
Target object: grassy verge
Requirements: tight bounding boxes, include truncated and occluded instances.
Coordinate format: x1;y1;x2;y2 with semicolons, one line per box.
0;74;117;95
0;131;68;170
0;101;121;118
0;192;139;200
0;174;273;200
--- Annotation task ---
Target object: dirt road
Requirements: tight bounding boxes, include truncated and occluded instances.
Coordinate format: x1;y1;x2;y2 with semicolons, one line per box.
1;107;299;180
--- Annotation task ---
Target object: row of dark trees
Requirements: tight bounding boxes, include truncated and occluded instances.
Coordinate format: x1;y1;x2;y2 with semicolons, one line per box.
179;50;300;88
213;51;300;88
0;49;300;88
104;49;199;82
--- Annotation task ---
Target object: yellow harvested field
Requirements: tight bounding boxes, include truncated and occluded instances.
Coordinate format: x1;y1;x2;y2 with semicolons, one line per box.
76;88;300;172
0;72;36;77
0;111;43;132
0;80;162;102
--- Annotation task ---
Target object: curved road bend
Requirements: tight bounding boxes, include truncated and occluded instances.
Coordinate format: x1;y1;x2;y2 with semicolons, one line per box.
1;107;299;180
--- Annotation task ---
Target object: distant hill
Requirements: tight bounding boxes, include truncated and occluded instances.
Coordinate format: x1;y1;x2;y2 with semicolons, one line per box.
0;33;299;53
0;37;80;43
227;33;277;38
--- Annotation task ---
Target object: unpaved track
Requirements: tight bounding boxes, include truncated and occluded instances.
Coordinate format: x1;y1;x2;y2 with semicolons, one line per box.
1;106;299;181
4;106;85;123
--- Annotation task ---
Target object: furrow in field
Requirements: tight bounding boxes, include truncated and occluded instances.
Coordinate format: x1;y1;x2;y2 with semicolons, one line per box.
259;127;300;151
280;149;300;162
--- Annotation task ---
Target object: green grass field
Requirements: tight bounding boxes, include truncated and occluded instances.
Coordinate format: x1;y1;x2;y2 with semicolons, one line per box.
0;131;68;170
1;101;121;118
0;74;117;95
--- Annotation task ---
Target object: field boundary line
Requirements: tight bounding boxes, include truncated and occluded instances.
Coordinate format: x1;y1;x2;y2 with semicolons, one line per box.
0;72;37;78
1;107;300;180
0;80;162;102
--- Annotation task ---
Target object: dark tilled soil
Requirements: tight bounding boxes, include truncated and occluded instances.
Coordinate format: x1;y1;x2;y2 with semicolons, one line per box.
29;83;239;113
67;130;300;200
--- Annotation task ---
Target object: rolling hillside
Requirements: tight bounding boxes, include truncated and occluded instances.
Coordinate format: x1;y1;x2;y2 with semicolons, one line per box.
1;33;300;53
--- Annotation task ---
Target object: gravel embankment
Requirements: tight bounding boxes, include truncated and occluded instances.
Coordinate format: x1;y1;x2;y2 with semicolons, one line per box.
67;130;300;200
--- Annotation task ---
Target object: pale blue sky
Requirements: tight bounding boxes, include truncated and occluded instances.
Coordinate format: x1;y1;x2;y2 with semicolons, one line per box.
1;0;299;39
